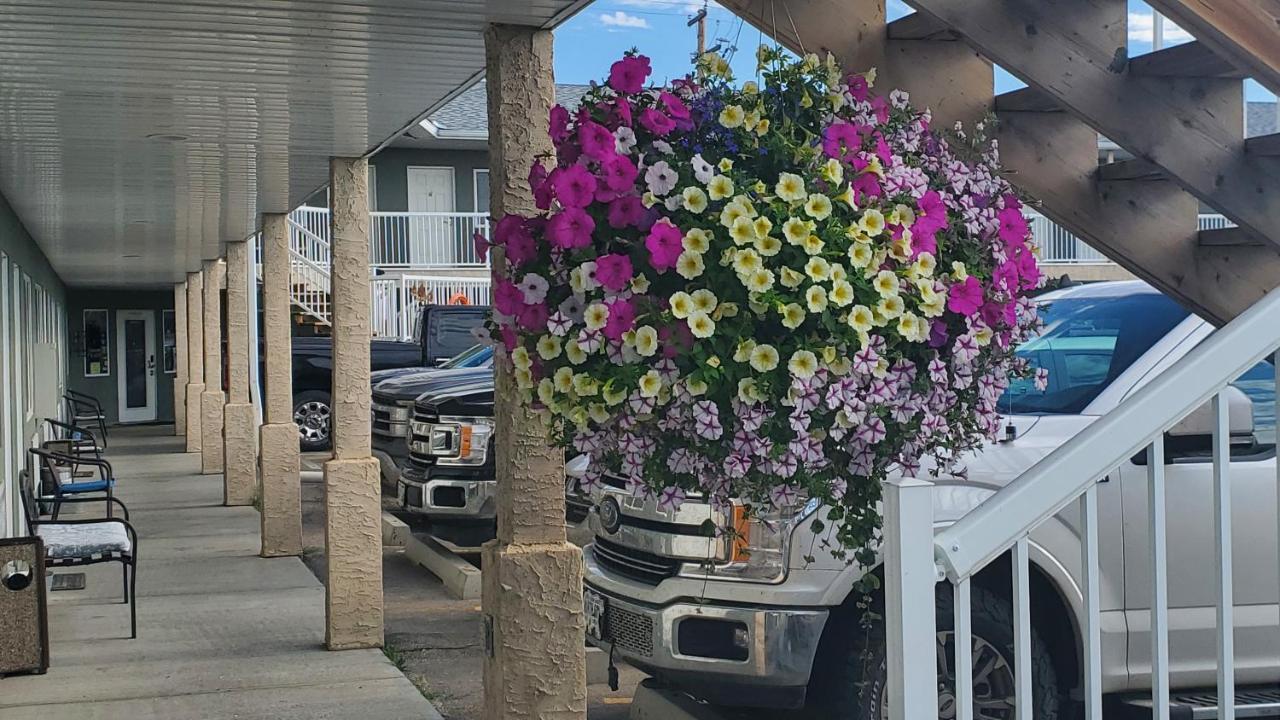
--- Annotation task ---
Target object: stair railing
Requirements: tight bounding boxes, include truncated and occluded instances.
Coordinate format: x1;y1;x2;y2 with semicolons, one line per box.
884;284;1280;720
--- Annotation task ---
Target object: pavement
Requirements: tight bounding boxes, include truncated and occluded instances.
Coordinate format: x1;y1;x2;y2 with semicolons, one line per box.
299;452;645;720
0;427;442;720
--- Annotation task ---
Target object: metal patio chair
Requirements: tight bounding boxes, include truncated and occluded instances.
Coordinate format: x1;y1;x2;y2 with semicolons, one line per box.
18;467;137;639
63;390;108;448
29;447;127;521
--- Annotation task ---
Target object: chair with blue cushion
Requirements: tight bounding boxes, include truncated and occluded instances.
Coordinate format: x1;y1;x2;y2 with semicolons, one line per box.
18;466;137;639
29;447;127;521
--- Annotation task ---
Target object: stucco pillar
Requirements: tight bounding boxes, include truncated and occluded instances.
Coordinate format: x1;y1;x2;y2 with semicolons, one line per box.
173;281;188;436
184;271;205;453
482;24;586;720
260;212;303;557
323;156;384;651
200;259;226;474
223;240;257;505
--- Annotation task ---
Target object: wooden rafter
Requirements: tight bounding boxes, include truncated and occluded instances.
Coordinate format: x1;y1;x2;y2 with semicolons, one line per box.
1145;0;1280;97
902;0;1280;251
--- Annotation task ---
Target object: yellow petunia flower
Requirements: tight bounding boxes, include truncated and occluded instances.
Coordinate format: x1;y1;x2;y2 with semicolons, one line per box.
806;285;829;313
730;216;757;245
687;311;715;339
732;248;763;275
749;343;779;372
744;268;776;293
719;104;745;129
691;289;718;313
780;303;807;329
873;270;900;297
682;186;709;214
630;274;650;294
805;256;832;281
553;366;574;394
669;291;694;319
536;335;562;360
779;267;805;289
820;158;844;185
897;312;929;343
755;235;782;256
572;373;599;397
565;340;587;365
707;174;734;201
753;216;773;238
802;234;825;255
584;302;610;331
788;349;819;379
805;193;833;220
638;370;663;398
782;217;811;245
676;251;705;280
685;378;709;396
754;118;770;135
859;208;886;236
683;228;711;254
733;338;757;363
634;325;659;357
718;158;734;172
720;200;750;228
848;304;874;333
511;346;532;371
877;294;905;320
830;279;855;307
775;173;807;202
848;242;873;269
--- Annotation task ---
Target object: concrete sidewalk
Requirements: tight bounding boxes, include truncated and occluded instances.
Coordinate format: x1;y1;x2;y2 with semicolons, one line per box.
0;426;442;720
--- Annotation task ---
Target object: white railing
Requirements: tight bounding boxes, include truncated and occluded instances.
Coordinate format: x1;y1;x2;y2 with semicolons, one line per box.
1030;212;1238;264
884;285;1280;720
371;212;489;268
370;275;492;340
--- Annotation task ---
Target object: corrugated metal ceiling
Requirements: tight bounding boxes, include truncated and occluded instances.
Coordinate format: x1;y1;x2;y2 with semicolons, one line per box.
0;0;584;287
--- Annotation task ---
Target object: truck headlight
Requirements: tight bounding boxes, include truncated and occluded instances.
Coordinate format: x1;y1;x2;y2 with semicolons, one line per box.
679;498;820;583
432;416;494;467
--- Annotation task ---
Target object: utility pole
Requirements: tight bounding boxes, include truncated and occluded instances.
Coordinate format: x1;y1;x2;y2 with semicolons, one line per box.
689;3;708;57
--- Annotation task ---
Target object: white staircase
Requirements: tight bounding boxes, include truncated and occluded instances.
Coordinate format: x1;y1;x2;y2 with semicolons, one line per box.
884;286;1280;719
261;206;493;338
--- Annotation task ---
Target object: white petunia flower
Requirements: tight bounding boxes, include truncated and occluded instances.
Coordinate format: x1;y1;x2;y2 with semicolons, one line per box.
645;160;678;196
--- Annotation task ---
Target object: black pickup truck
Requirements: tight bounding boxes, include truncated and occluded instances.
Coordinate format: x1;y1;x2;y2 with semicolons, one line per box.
290;304;489;451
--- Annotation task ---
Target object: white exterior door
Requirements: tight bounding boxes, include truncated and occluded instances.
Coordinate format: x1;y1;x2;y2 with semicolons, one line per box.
116;310;157;423
406;166;455;265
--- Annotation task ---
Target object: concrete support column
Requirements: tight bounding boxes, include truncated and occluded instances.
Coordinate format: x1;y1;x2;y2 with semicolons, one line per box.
482;24;586;720
200;259;226;474
174;282;188;436
223;240;257;505
184;271;205;453
323;156;384;651
259;213;303;557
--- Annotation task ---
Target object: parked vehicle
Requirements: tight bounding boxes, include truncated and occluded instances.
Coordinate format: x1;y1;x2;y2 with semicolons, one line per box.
371;348;493;485
290;304;489;451
578;281;1279;716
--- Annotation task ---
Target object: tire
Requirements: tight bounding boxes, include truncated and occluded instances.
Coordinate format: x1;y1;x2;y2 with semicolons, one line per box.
292;390;332;452
804;584;1060;720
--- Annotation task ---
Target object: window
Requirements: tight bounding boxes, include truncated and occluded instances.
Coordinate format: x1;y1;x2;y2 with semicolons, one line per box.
162;309;177;373
474;169;490;214
433;311;486;360
83;309;110;377
1231;359;1276;447
1001;292;1189;415
368;165;378;211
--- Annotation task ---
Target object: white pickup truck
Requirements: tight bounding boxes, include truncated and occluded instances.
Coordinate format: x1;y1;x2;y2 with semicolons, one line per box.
576;281;1280;719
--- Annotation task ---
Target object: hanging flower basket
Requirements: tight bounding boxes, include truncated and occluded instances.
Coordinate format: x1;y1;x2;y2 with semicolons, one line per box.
485;47;1042;554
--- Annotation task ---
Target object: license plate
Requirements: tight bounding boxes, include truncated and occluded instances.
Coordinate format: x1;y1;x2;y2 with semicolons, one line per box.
583;587;607;641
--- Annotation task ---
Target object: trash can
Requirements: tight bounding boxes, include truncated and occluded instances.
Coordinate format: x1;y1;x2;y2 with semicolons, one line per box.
0;537;49;675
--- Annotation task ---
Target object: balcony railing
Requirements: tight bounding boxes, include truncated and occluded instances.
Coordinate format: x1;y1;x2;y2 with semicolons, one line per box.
1030;211;1236;264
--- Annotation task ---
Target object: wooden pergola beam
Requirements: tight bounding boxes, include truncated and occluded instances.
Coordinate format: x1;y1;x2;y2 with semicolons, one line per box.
902;0;1280;251
1145;0;1280;97
1127;41;1245;79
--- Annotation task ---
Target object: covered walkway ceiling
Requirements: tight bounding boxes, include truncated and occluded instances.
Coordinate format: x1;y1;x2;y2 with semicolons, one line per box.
0;0;584;287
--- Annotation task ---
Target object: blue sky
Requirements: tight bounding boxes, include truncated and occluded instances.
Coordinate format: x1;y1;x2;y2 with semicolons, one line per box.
554;0;1273;102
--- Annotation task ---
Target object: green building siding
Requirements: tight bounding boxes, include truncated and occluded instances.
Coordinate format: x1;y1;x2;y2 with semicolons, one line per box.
65;289;177;425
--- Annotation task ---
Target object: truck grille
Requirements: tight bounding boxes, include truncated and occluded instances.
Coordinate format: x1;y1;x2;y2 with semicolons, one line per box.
607;604;654;657
371;395;410;439
565;494;591;524
408;407;438;470
592;537;680;585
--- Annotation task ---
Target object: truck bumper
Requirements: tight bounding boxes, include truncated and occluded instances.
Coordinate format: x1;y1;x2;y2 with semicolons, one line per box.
397;475;496;521
583;551;828;709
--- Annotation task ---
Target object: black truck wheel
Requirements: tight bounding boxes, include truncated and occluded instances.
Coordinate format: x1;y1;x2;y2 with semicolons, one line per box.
293;390;332;452
804;584;1060;720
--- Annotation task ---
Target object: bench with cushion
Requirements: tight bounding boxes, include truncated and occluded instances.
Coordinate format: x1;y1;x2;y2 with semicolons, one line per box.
19;463;137;639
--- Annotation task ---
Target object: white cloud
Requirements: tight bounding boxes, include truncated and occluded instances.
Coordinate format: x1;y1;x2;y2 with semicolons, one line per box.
1127;10;1194;45
600;10;651;29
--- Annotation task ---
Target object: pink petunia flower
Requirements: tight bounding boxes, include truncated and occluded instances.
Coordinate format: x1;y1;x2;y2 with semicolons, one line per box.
608;55;651;95
602;298;635;341
595;253;633;292
493;278;525;317
578;121;617;162
639;108;676;137
548;105;571;144
607;195;646;229
546;207;595;250
600;154;639;192
997;205;1030;248
551;165;598;208
472;230;489;263
644;219;683;271
529;162;552;210
946;276;984;317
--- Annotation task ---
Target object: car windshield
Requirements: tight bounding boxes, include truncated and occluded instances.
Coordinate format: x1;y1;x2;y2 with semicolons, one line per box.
442;344;490;369
1000;291;1189;415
